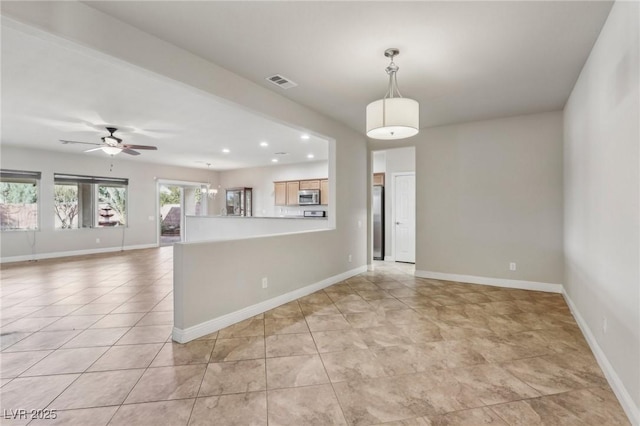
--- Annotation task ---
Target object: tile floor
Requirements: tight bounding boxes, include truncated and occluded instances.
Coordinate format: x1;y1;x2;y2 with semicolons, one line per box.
0;248;630;425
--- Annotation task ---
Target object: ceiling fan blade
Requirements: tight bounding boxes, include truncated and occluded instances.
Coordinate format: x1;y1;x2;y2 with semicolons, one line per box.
60;139;102;146
84;147;104;153
122;144;157;150
121;148;141;156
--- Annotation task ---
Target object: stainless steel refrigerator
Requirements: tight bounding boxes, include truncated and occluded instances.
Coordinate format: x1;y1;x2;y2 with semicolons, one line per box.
373;185;385;260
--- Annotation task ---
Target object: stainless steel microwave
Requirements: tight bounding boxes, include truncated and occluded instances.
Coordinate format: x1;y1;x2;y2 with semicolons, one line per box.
298;189;320;205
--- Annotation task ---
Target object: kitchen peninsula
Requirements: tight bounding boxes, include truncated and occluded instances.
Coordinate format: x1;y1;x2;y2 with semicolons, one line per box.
187;174;330;243
186;159;332;242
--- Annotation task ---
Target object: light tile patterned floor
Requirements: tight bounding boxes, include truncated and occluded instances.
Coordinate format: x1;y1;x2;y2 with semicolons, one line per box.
0;248;630;425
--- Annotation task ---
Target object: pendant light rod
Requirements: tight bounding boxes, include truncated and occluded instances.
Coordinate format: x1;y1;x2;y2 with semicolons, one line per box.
384;48;402;99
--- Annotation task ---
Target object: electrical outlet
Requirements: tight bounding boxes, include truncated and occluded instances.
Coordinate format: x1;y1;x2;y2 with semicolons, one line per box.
509;262;516;271
602;316;607;334
262;277;268;289
348;254;352;263
96;238;101;244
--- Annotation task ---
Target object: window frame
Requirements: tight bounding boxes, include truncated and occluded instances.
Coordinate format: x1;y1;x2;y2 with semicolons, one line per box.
54;173;128;230
0;169;41;232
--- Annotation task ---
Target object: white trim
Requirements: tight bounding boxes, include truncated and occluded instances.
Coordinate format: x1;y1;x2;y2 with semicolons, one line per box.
562;290;640;425
172;265;367;343
384;255;395;262
0;243;157;264
414;270;563;293
156;181;161;247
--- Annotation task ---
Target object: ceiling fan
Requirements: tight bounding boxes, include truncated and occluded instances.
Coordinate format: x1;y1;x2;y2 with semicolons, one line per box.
60;127;158;156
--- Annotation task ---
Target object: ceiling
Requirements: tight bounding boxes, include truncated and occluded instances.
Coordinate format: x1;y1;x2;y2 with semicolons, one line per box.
86;1;613;131
1;22;328;170
2;1;613;170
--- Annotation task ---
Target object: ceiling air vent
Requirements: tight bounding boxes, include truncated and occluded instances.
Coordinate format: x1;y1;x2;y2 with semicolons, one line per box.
266;74;298;90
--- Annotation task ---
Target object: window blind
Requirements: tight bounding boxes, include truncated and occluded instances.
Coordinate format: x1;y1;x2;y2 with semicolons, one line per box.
54;173;128;186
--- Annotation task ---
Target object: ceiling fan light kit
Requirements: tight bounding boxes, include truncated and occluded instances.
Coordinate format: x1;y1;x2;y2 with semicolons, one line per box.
366;48;420;140
101;146;123;156
59;127;158;156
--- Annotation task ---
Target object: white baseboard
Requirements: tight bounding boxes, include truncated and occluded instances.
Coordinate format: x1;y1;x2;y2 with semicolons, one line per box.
414;270;563;293
384;256;394;262
172;265;368;343
0;243;158;264
562;290;639;425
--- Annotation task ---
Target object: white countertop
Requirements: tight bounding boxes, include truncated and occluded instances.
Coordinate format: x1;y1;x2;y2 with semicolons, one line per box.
186;215;327;220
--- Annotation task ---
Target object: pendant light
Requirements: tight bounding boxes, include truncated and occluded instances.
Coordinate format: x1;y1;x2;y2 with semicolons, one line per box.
366;48;419;140
204;163;218;199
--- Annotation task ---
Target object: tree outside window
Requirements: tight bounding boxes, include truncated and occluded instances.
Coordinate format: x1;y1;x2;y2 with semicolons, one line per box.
54;173;128;229
54;184;79;229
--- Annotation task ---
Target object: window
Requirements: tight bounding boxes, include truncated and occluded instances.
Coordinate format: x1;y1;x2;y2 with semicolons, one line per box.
54;174;128;229
0;170;40;231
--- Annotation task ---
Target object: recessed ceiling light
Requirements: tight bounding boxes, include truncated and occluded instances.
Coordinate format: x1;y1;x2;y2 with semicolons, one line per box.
260;141;269;147
307;154;315;159
271;158;278;163
301;134;310;140
222;148;230;153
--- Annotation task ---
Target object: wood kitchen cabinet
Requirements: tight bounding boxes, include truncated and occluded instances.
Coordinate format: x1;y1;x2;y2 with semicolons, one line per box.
274;182;287;206
321;179;329;205
274;178;328;206
299;180;320;190
286;181;300;206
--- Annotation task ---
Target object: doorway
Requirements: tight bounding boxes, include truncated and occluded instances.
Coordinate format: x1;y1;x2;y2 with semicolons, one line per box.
158;181;207;246
371;147;415;264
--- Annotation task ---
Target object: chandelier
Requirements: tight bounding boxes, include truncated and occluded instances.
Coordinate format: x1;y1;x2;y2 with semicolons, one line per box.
366;48;419;140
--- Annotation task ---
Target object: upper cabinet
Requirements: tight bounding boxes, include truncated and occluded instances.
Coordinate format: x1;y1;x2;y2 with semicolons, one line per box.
299;180;320;190
320;179;329;205
274;182;287;206
286;181;300;206
274;178;329;206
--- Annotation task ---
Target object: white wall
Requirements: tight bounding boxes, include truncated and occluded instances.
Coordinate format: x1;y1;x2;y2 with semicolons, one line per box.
564;1;639;421
0;145;218;261
214;160;328;217
174;230;365;337
414;111;564;284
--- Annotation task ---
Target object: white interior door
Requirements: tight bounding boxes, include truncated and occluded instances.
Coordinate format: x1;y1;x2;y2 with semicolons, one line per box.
394;173;415;263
